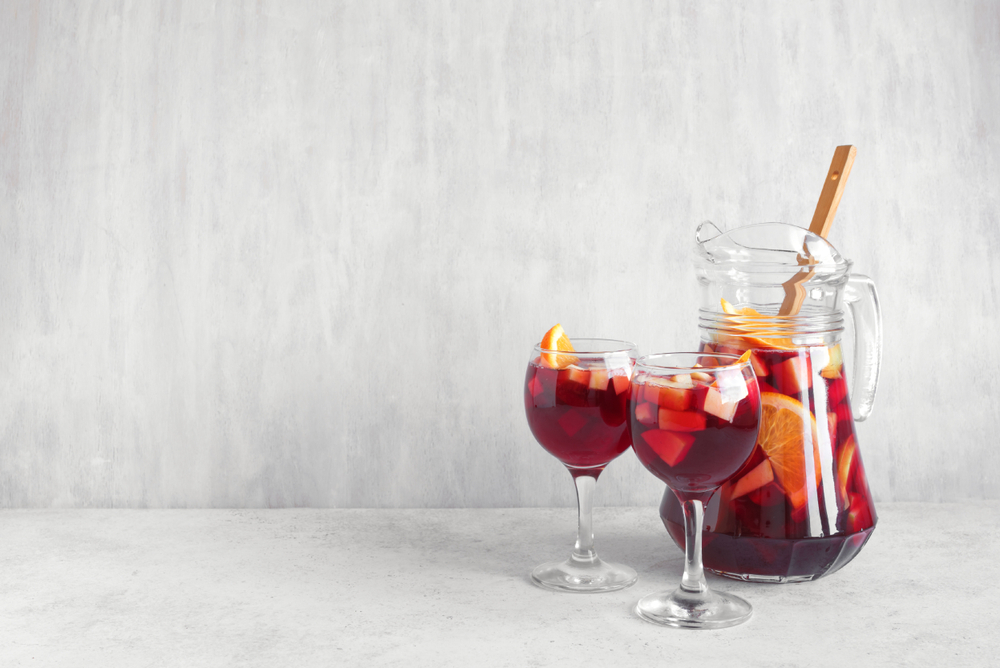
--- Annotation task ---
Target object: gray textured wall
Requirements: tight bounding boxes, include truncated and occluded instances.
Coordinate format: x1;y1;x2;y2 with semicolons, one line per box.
2;1;998;508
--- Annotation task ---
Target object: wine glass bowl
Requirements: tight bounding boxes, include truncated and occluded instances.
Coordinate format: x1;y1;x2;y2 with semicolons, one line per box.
524;337;638;593
629;352;761;627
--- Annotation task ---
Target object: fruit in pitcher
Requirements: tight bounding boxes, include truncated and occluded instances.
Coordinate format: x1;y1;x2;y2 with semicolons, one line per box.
837;435;857;508
730;459;775;499
755;392;820;511
661;342;877;581
820;344;844;379
719;298;794;349
773;355;812;395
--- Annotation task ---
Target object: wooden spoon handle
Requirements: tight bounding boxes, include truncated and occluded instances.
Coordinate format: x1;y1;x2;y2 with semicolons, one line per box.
778;145;856;316
809;145;856;238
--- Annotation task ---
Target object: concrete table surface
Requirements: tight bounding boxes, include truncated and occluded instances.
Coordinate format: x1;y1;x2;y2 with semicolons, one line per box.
1;503;997;667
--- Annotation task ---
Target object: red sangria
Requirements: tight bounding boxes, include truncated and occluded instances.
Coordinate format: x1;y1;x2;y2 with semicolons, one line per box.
524;358;632;472
629;352;761;628
686;221;883;583
630;361;761;497
660;332;877;582
524;325;638;593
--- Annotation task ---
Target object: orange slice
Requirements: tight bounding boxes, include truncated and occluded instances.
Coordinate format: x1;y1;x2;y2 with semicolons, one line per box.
539;324;579;369
719;299;794;350
756;392;821;511
721;298;763;318
819;343;844;379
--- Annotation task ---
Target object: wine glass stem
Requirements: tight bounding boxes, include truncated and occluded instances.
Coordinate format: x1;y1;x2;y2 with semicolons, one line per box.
680;498;708;593
572;475;597;562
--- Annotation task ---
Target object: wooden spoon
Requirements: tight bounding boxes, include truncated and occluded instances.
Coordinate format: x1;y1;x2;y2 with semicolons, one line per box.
778;145;857;315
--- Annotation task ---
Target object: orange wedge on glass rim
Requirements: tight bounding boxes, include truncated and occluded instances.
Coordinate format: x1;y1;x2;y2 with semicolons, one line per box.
755;392;821;511
539;324;579;369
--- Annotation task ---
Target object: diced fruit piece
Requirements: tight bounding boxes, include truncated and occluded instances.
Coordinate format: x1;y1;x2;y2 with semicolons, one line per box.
588;368;609;391
837;435;857;508
827;411;838;445
715;368;749;402
820;344;844;379
845;493;874;533
702;368;750;422
642;383;659;404
641;430;695;466
691;371;712;383
528;377;545;398
634;401;658;426
611;373;630;395
641;375;693;407
539;324;578;369
557;410;588;437
658;407;706;432
773;355;812;395
755;393;820;511
749;351;769;378
562;365;590;387
731;459;775;499
671;374;695;388
658;385;694;411
702;386;738;422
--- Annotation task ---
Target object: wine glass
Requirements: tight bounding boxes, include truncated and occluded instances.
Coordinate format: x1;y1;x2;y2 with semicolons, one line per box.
524;338;639;593
629;352;761;627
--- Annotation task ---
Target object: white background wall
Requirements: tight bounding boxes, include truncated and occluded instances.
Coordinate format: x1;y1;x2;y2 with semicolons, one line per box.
1;1;997;508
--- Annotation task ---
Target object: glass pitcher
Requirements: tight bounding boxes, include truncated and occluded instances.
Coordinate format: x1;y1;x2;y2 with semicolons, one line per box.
659;222;882;583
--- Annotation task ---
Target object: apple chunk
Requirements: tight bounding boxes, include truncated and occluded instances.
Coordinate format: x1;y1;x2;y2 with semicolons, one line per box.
610;372;631;395
730;459;774;499
634;401;658;426
562;365;590;387
819;344;844;379
641;375;694;409
658;407;706;432
588;368;610;391
641;429;695;466
773;355;811;395
702;386;737;422
701;370;748;422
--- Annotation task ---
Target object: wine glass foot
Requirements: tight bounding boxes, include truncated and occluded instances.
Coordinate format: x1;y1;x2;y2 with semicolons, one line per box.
531;556;637;593
635;586;752;629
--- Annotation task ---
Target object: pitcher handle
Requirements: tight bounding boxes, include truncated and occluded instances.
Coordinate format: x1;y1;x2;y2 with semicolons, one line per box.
844;274;882;421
